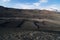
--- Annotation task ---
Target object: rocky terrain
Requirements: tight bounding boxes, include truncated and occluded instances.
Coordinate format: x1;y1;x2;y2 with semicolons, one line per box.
0;28;60;40
0;6;60;40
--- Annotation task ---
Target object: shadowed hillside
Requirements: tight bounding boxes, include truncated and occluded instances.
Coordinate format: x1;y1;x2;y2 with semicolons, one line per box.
0;6;60;31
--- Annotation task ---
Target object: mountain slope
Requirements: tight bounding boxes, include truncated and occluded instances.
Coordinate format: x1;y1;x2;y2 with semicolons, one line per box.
0;6;60;31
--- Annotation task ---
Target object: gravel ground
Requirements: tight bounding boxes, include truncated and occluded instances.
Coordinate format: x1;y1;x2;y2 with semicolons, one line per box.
0;28;60;40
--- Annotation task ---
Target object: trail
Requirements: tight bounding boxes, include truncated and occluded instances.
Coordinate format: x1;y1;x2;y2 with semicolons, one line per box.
0;17;60;24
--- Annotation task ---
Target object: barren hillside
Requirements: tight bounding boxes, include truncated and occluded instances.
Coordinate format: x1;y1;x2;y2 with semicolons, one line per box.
0;6;60;40
0;6;60;31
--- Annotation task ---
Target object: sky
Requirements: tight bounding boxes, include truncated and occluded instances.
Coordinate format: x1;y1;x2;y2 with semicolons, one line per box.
0;0;60;11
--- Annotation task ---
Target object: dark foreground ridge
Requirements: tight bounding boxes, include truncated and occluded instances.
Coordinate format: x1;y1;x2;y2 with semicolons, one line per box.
0;6;60;40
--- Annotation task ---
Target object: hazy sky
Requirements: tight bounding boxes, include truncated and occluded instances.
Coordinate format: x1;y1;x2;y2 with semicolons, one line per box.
0;0;60;11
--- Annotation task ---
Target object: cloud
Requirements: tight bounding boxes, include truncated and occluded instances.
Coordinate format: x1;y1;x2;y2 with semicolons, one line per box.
40;0;48;3
9;0;60;11
3;0;59;11
41;4;60;11
1;0;11;3
33;0;48;7
33;2;40;7
12;0;48;9
12;3;37;9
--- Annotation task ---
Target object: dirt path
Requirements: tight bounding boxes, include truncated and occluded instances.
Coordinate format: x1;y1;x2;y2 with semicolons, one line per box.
0;17;60;24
